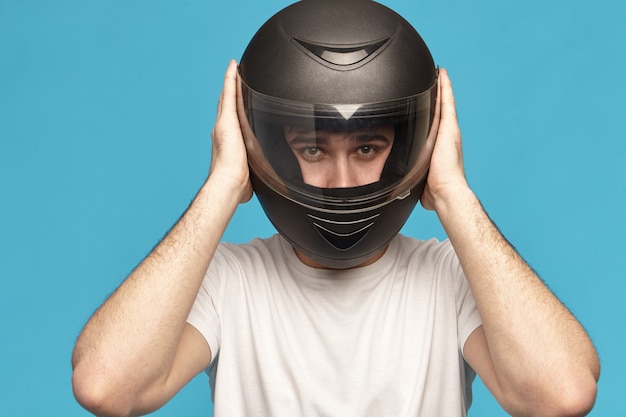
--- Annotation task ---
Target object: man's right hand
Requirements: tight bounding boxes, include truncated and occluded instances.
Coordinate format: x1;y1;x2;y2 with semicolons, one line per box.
71;60;252;417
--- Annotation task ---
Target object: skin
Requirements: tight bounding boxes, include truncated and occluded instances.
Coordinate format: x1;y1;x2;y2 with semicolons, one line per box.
72;60;600;417
283;124;394;188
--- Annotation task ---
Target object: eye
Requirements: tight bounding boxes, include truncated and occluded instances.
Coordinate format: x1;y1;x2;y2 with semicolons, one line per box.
355;144;382;159
304;147;322;156
296;146;325;161
353;133;392;159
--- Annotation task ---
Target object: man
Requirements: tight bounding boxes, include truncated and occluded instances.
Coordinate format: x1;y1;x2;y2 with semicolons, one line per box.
72;1;600;416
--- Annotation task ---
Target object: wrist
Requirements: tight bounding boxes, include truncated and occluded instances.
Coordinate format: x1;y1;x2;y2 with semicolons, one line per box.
428;180;473;213
205;166;251;204
431;184;481;230
190;173;246;226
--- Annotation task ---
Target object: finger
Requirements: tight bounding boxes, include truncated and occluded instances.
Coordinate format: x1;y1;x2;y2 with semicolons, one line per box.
438;68;459;127
217;60;238;118
435;68;465;170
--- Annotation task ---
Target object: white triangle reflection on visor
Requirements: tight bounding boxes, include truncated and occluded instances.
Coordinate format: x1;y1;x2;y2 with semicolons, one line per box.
332;104;361;120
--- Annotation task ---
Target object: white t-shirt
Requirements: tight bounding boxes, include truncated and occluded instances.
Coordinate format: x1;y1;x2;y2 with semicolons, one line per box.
187;234;482;417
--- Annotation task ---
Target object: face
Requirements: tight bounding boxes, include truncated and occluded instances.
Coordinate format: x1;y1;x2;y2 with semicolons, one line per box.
284;124;395;188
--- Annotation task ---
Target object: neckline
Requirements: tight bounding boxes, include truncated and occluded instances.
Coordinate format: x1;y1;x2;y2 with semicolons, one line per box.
278;235;398;281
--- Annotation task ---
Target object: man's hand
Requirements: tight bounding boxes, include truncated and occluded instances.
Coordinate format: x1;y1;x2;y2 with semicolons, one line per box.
420;68;600;416
210;59;253;204
420;68;469;213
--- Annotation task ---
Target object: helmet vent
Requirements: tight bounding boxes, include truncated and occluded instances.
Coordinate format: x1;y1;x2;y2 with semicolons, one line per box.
307;213;378;250
314;222;372;250
293;38;389;67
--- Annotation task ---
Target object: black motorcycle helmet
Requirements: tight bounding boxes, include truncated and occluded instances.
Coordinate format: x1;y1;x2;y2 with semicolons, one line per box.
237;0;440;268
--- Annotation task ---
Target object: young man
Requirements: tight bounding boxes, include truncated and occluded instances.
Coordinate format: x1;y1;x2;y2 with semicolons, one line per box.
72;1;599;416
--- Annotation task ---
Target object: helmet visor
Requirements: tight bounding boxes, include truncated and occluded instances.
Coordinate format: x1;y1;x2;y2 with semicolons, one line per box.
237;71;440;210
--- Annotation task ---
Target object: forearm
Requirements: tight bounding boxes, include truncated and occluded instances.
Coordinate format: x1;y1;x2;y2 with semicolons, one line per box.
72;174;240;409
436;186;599;413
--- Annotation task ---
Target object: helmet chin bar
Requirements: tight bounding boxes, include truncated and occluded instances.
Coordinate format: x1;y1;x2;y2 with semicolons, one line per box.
251;170;425;269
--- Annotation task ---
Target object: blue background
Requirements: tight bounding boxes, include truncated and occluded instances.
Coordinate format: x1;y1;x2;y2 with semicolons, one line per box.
1;0;624;415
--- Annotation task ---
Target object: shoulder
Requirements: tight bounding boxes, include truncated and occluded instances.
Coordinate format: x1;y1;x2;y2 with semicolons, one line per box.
198;235;287;295
393;234;456;262
392;234;464;280
211;234;290;271
217;234;281;256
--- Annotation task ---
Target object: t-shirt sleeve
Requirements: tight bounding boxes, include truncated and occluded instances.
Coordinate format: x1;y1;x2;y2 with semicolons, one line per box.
439;240;483;355
456;280;483;357
186;247;227;364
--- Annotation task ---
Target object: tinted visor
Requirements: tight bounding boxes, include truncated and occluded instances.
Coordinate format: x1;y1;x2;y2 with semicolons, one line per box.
237;73;439;209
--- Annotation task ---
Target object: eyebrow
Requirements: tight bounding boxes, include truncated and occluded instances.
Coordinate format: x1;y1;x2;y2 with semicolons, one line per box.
287;135;326;146
287;133;391;146
354;133;391;144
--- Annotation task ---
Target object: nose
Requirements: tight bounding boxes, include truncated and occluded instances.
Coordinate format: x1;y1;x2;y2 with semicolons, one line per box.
326;156;358;188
